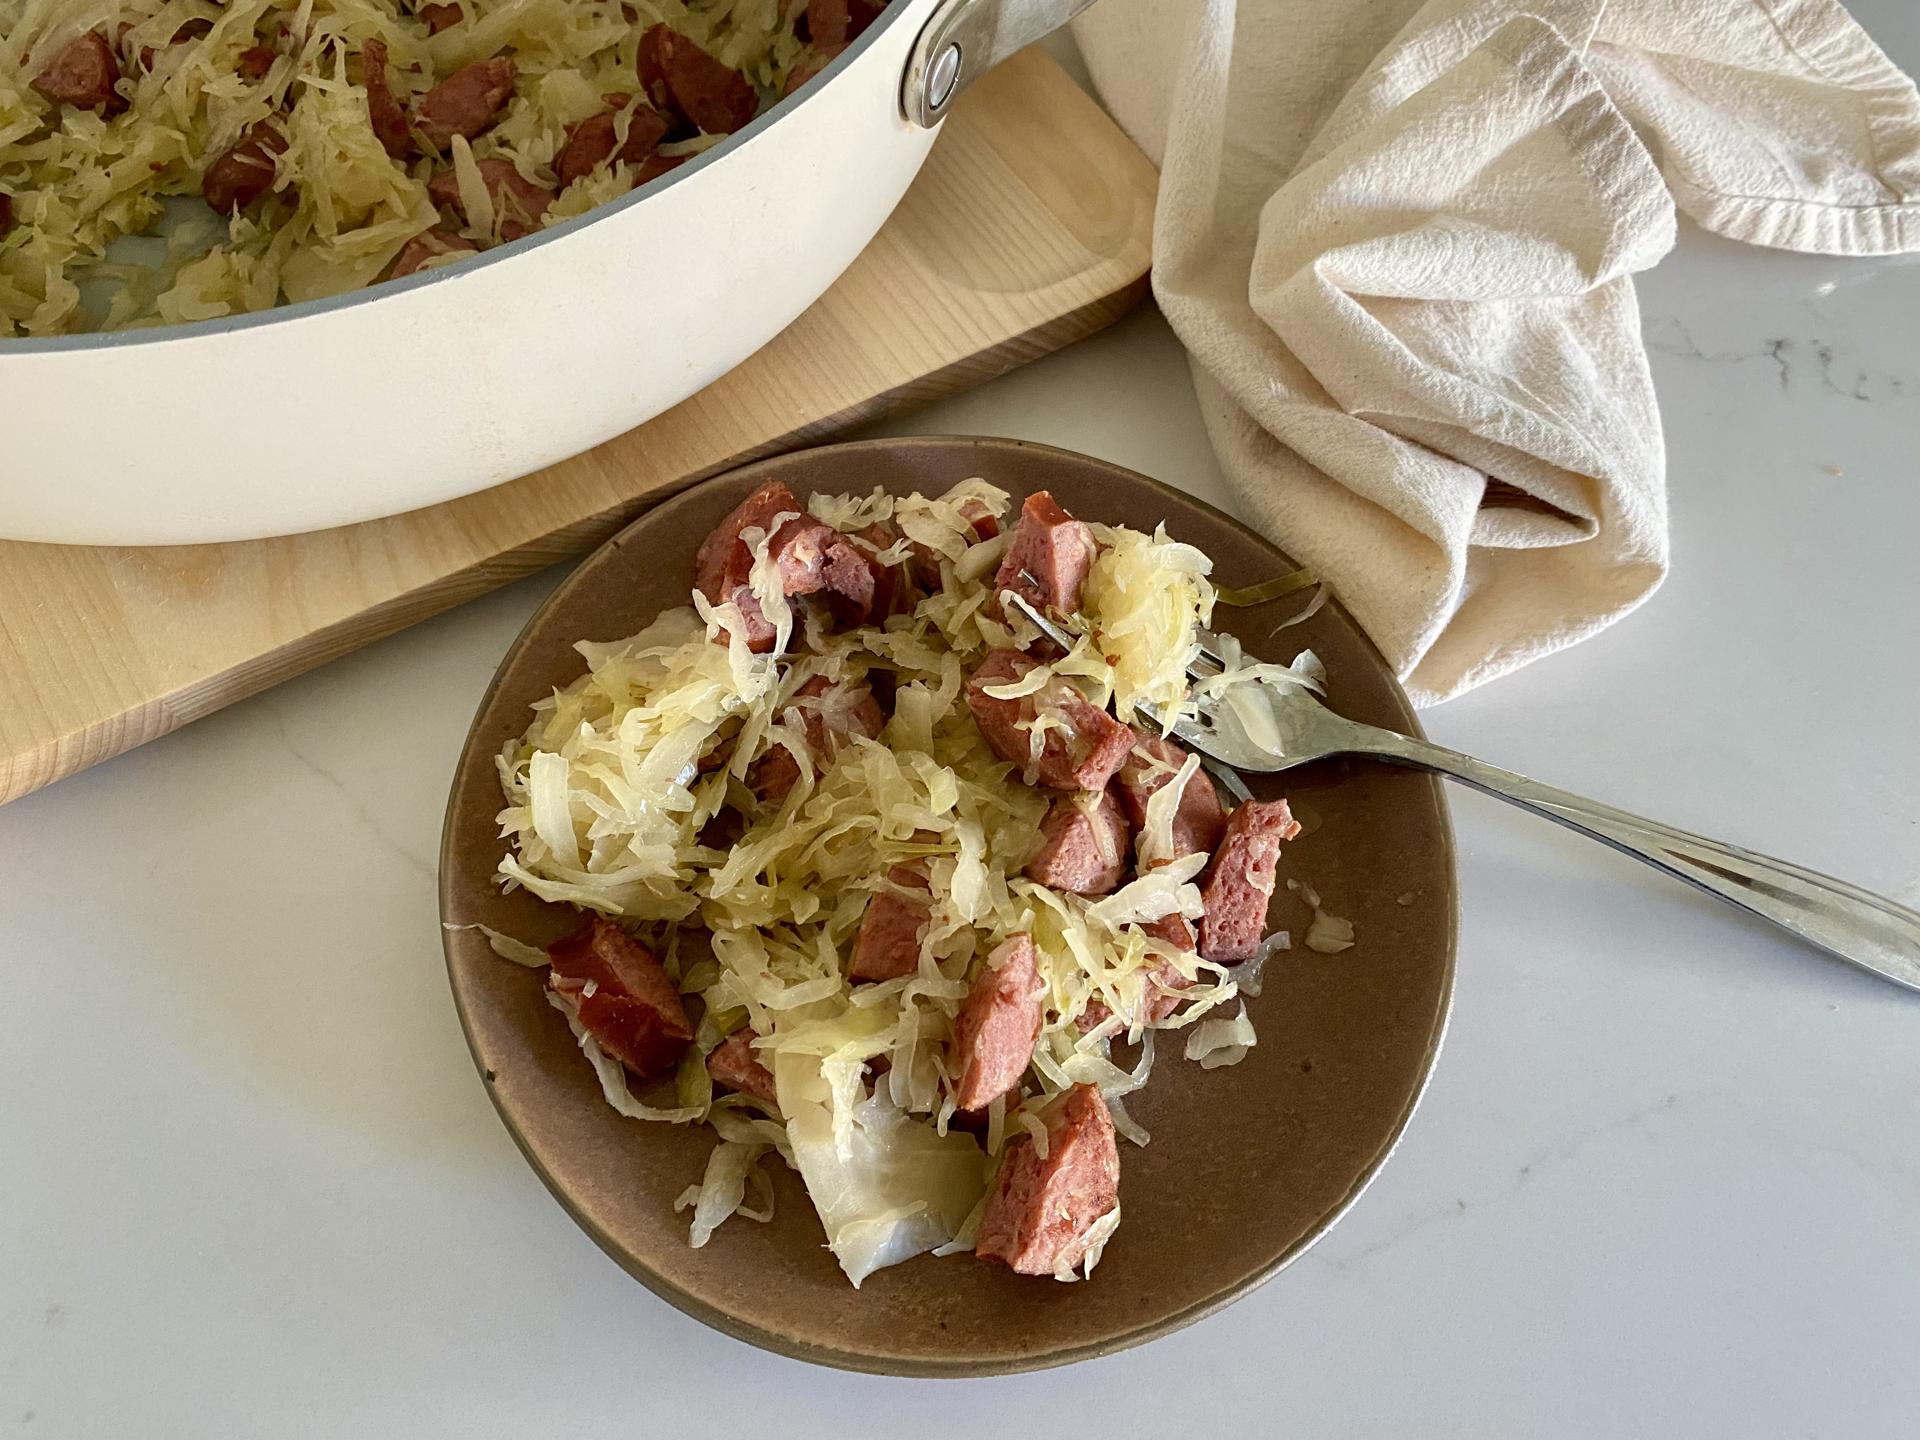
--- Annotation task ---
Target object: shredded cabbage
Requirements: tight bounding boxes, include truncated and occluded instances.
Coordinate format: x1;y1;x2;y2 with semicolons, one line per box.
442;920;548;966
1288;877;1356;954
1134;751;1204;870
1232;929;1290;997
1083;524;1214;727
1054;1201;1120;1282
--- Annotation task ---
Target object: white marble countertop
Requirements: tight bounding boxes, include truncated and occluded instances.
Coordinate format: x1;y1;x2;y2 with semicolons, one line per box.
6;12;1919;1436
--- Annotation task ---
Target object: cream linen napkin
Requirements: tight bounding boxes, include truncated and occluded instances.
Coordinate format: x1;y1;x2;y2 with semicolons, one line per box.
1072;0;1920;704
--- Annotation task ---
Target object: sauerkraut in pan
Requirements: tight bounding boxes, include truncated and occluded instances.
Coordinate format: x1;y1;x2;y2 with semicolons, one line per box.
480;479;1322;1286
0;0;887;336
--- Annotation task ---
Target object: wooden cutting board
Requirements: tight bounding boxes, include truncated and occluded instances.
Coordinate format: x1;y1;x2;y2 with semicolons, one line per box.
0;48;1156;807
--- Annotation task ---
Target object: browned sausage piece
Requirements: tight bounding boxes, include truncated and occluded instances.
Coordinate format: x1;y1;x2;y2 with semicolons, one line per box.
849;864;931;983
630;150;686;187
802;0;884;46
694;480;800;651
1140;913;1196;952
964;650;1136;792
949;934;1043;1111
202;121;289;213
831;521;920;621
361;39;413;159
635;24;676;117
975;1083;1119;1275
1025;788;1131;896
389;227;477;279
33;30;125;114
1197;798;1301;963
554;98;670;186
1133;927;1197;1023
547;916;693;1078
782;42;845;99
415;56;516;150
806;0;852;45
237;46;278;81
418;2;463;32
749;674;885;804
638;24;758;136
768;517;875;616
692;480;881;649
1114;732;1227;865
993;491;1097;616
707;1030;778;1105
428;157;554;241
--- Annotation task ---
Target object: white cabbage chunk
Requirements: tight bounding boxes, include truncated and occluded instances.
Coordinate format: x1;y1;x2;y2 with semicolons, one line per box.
776;1052;988;1287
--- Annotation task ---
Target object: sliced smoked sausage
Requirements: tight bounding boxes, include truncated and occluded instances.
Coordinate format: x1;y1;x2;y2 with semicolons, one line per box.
415;57;515;149
949;934;1043;1111
389;227;477;278
993;491;1097;616
636;24;758;136
965;650;1135;791
362;40;413;158
202;121;288;212
1114;732;1227;865
849;865;932;983
1197;798;1301;962
707;1030;778;1105
975;1083;1119;1276
428;157;554;241
546;916;693;1079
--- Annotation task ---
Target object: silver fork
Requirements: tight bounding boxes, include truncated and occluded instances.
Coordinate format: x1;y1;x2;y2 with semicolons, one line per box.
1003;591;1920;993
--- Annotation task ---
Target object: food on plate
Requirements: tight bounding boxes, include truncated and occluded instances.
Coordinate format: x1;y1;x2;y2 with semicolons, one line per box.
706;1029;777;1104
0;0;893;337
1024;790;1130;896
486;478;1331;1286
848;863;932;983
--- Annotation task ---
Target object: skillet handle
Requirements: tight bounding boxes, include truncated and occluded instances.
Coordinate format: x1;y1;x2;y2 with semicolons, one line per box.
901;0;1104;126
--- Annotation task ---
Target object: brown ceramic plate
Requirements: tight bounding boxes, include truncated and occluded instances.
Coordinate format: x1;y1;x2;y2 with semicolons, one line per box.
439;436;1455;1376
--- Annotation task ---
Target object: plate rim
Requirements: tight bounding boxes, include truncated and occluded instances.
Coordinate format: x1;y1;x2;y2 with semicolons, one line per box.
437;434;1458;1376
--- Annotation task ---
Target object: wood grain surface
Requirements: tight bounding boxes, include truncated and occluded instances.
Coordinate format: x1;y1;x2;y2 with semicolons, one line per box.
0;49;1156;807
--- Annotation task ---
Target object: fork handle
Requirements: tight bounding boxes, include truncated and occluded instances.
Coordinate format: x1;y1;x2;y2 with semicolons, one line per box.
1361;732;1920;993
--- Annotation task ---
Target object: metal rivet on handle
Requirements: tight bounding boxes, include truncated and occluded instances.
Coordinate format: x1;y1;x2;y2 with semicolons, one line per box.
928;43;962;110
